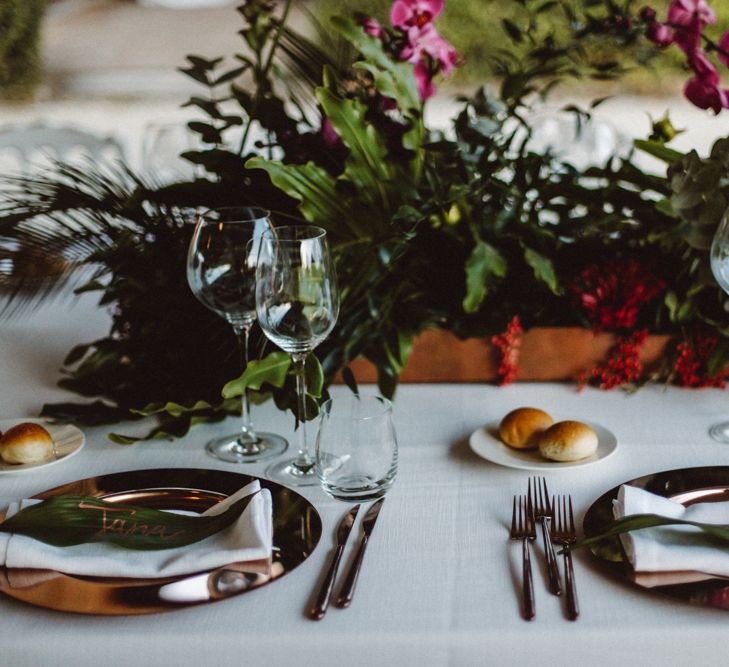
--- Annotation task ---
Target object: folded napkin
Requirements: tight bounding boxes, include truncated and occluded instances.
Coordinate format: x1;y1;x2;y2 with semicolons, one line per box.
0;480;272;580
613;484;729;587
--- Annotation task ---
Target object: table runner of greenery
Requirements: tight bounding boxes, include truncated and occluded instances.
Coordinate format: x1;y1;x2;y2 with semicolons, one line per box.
1;0;729;442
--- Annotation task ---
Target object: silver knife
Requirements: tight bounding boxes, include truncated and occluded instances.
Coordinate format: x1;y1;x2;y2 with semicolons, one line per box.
336;497;385;608
309;504;360;620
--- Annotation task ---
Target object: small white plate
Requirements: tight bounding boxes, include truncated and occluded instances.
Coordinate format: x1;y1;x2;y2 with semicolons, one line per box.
0;418;85;474
469;420;618;471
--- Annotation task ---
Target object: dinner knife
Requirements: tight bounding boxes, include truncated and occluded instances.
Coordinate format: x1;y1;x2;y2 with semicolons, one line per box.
309;504;360;620
336;497;385;608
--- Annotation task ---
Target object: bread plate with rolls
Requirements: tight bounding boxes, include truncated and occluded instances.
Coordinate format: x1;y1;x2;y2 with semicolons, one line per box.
0;418;84;473
469;408;617;471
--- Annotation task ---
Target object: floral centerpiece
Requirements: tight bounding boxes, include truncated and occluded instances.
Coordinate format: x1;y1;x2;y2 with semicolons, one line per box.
2;0;729;441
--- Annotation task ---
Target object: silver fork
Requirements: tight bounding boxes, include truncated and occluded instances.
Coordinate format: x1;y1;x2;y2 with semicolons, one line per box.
509;495;536;620
552;494;579;620
529;477;561;596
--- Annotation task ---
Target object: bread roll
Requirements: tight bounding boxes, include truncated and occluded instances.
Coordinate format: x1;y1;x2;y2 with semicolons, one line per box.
538;420;598;462
498;407;554;450
0;422;55;465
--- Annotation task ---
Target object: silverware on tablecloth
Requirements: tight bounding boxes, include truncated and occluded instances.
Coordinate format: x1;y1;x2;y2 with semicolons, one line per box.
509;495;536;620
529;477;562;596
309;504;360;620
336;497;385;608
552;494;579;620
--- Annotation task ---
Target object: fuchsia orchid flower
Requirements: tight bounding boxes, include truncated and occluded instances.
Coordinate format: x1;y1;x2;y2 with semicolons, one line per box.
718;31;729;68
362;18;384;38
684;76;729;113
643;0;729;113
390;0;444;30
667;0;716;28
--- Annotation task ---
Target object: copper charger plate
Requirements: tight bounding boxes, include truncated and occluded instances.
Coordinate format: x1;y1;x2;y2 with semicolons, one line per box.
0;468;321;615
583;465;729;611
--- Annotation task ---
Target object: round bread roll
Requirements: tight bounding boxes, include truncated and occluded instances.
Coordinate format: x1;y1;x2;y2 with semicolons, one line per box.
498;407;554;450
538;420;598;462
0;422;55;465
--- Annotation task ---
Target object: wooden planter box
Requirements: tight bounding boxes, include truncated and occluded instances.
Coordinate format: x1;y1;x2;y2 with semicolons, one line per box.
345;328;672;383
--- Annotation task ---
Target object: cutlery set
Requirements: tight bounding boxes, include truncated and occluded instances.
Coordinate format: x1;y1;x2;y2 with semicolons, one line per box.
510;477;578;621
309;497;385;620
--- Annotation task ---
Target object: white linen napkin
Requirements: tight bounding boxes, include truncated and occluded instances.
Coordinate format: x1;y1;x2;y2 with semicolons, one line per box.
0;480;272;579
613;484;729;587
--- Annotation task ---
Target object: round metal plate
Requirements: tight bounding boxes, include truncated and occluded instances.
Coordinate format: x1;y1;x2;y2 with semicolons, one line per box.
583;466;729;611
0;468;321;615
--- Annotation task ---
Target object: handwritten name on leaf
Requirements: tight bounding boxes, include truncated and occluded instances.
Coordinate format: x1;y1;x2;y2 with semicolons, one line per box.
0;492;258;551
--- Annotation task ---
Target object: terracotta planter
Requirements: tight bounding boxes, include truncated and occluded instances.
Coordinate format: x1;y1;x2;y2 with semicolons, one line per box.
344;328;672;383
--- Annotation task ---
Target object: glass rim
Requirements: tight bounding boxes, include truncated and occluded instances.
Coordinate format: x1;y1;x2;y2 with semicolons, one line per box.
320;395;392;420
261;224;327;242
198;206;271;224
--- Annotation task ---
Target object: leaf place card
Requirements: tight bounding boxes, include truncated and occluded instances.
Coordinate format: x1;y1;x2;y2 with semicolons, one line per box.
0;492;258;551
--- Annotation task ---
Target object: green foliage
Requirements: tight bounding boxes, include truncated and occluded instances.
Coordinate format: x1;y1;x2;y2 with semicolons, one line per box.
1;0;729;441
0;0;47;99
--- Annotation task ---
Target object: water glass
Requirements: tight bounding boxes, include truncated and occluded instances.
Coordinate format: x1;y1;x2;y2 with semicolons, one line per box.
315;394;398;501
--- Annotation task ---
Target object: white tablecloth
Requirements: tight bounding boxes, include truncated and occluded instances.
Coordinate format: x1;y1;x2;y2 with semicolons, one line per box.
2;295;729;666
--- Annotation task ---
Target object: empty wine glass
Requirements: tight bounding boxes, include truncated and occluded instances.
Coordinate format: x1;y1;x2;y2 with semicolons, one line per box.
255;225;339;486
186;207;288;462
709;209;729;442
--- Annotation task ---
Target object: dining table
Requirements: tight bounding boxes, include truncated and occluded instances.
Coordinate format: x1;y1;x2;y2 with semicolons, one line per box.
3;293;729;667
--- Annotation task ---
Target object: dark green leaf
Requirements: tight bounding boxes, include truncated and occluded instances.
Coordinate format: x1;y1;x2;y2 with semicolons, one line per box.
0;492;257;550
463;241;507;313
569;513;729;553
501;19;523;43
524;247;560;294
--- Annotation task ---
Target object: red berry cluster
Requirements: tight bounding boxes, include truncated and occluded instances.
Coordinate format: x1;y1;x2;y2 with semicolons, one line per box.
570;258;666;332
674;333;728;387
491;315;523;385
580;329;649;390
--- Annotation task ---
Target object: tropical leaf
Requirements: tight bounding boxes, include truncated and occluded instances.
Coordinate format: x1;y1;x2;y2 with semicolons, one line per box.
463;240;507;313
330;16;421;113
222;352;291;398
0;492;257;550
569;513;729;554
523;247;560;294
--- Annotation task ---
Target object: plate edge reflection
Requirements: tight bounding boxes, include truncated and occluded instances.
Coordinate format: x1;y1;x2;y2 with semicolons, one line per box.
583;465;729;611
0;468;321;615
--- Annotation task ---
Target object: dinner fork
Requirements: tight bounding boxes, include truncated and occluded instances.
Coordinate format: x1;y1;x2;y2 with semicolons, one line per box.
552;494;579;620
509;495;535;620
528;477;561;596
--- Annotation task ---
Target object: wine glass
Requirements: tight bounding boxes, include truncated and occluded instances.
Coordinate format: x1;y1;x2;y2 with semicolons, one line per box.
255;225;339;486
709;209;729;442
186;207;288;462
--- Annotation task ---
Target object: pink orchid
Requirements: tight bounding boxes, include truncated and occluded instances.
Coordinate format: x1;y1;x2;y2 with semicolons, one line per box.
673;19;703;54
390;0;444;30
400;24;458;74
684;75;729;113
718;30;729;69
667;0;716;27
413;60;436;100
362;17;384;38
321;116;342;149
646;21;675;47
689;49;720;84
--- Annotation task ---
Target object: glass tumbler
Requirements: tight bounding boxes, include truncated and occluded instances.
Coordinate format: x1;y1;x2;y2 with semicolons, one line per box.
315;394;398;502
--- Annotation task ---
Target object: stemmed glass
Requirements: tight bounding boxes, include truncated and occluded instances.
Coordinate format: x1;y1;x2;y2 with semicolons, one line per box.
186;207;288;462
709;209;729;442
255;225;339;486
